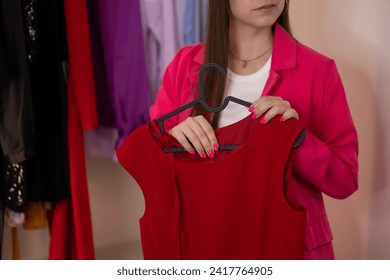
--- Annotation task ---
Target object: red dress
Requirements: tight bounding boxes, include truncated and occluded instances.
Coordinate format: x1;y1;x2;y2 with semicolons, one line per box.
48;0;98;260
117;115;306;260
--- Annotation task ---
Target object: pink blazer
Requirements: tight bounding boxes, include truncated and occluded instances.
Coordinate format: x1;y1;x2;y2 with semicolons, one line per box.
149;23;359;259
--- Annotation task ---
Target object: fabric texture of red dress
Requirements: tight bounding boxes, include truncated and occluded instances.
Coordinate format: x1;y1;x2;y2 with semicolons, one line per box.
117;115;306;260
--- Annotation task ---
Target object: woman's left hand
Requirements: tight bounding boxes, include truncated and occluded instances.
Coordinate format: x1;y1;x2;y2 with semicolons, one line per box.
249;96;299;123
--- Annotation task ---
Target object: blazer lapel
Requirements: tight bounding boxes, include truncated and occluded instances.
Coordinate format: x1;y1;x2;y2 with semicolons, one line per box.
263;23;298;96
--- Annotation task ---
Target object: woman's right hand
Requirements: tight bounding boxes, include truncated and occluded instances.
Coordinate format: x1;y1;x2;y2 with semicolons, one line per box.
169;116;219;158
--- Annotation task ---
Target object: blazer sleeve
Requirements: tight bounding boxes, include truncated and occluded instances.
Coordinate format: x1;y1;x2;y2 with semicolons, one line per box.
294;60;358;199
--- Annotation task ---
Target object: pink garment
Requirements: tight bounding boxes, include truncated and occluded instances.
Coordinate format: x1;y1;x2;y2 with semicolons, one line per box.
149;23;359;259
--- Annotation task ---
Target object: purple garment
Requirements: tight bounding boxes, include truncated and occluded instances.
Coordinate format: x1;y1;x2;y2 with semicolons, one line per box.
84;128;118;159
140;0;181;104
97;0;150;147
84;0;116;158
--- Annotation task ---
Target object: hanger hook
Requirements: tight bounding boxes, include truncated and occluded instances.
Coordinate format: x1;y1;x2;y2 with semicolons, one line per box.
198;62;225;98
198;63;230;112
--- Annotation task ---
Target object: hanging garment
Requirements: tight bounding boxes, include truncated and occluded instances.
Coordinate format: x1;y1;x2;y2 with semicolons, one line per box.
0;0;34;164
0;209;2;259
183;0;208;45
20;0;71;202
0;151;3;259
83;0;118;159
85;0;115;128
96;0;149;148
48;0;98;260
173;0;186;47
83;0;151;158
140;0;181;104
0;0;35;254
116;115;306;260
83;127;118;159
3;160;27;214
0;13;9;85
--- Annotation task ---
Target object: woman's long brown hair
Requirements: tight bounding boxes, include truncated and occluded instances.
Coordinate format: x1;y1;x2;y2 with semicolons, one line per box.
194;0;291;128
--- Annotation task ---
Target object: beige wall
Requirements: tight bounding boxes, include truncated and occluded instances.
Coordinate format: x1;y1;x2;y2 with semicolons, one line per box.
290;0;390;259
3;0;390;260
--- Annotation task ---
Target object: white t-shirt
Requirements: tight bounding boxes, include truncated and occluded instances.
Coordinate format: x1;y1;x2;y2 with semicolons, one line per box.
217;56;271;128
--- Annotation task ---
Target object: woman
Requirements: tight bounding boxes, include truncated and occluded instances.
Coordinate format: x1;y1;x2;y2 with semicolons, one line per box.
149;0;358;259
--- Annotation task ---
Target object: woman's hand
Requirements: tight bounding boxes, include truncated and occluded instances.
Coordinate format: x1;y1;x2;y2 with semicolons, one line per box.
169;97;296;157
169;115;219;158
249;96;299;123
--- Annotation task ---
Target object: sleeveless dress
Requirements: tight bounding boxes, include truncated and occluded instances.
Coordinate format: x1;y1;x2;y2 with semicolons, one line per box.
117;115;306;260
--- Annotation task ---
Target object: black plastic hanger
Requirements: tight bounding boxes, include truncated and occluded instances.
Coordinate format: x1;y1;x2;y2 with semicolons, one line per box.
155;63;305;152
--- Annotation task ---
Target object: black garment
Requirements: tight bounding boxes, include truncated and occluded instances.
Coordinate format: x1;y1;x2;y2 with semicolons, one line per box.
0;14;9;85
0;151;3;259
0;0;35;218
0;0;35;254
0;205;3;259
0;0;35;164
21;0;38;63
0;0;10;85
21;0;70;202
0;1;34;257
3;159;27;212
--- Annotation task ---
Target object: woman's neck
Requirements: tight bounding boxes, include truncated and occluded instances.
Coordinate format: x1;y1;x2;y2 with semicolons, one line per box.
228;24;274;75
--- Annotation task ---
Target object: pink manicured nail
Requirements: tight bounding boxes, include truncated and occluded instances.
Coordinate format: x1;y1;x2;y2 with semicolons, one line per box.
213;144;219;152
201;152;207;159
260;117;266;124
248;106;254;112
189;149;195;155
280;116;285;122
208;150;215;158
252;113;257;119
